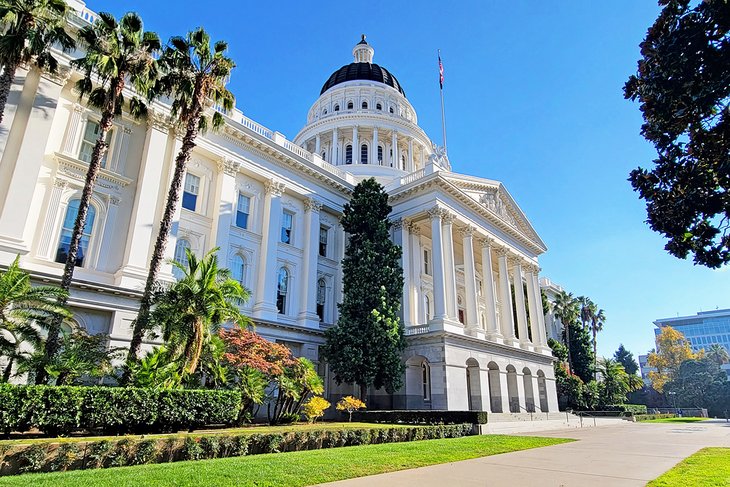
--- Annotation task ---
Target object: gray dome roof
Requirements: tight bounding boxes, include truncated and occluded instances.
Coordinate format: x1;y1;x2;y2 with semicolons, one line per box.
320;62;406;97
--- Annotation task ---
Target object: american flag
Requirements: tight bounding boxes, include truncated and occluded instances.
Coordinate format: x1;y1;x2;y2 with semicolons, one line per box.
438;51;444;89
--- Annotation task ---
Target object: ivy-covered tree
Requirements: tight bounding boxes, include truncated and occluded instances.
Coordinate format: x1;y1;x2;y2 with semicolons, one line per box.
614;344;639;376
322;178;405;400
624;0;730;268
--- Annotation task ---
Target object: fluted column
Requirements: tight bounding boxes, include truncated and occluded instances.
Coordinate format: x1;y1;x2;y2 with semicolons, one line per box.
524;264;543;349
531;266;549;350
407;221;421;323
372;127;379;164
391;130;398;167
315;134;321;154
298;198;322;328
253;180;285;319
460;225;480;336
408;138;414;172
479;237;501;341
441;212;458;321
393;218;411;326
352;126;358;163
497;248;517;345
427;208;447;320
511;258;532;350
332;127;338;164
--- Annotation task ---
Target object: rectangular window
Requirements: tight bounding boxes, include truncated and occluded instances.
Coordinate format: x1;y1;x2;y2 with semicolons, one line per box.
423;249;431;275
236;193;250;229
79;121;112;168
182;173;200;211
319;226;328;257
281;211;293;244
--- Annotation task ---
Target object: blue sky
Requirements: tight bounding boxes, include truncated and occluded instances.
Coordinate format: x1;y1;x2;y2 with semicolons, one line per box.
88;0;729;360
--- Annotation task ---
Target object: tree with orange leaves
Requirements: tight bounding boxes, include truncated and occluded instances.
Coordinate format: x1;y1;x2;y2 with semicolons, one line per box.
647;326;703;392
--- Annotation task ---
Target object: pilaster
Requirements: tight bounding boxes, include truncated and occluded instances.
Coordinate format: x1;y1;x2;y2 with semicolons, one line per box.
298;197;322;328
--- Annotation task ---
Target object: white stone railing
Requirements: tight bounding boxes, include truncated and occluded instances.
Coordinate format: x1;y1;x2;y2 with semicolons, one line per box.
404;324;431;336
400;167;426;186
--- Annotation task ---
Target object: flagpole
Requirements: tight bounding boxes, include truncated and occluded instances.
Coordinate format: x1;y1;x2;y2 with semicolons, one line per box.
438;49;447;154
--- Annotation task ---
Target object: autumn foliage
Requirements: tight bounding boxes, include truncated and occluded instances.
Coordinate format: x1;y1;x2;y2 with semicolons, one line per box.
647;326;704;392
220;327;295;375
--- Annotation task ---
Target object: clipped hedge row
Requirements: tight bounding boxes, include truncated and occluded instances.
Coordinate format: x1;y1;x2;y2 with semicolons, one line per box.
0;385;241;436
634;413;676;422
351;410;489;425
2;424;474;475
602;404;648;415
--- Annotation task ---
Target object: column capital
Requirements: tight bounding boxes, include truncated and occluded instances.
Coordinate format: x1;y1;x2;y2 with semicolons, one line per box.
427;206;444;221
509;255;524;269
457;225;475;238
405;219;421;236
391;217;404;230
304;197;322;213
496;246;511;259
264;180;286;197
146;109;174;132
217;157;241;177
478;236;494;248
442;211;456;225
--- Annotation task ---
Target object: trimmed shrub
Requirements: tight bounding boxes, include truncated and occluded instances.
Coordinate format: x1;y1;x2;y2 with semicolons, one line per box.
0;385;241;436
635;413;676;421
351;410;489;425
600;404;648;415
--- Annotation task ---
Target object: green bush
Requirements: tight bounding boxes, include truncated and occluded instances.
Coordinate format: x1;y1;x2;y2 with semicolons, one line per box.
600;404;648;415
635;413;676;421
350;410;489;424
0;385;241;436
1;424;473;476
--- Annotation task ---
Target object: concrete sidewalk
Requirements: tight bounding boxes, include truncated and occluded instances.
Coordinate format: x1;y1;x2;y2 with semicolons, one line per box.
318;420;730;487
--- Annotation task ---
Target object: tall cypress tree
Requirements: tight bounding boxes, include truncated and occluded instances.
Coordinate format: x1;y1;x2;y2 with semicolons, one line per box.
323;178;406;400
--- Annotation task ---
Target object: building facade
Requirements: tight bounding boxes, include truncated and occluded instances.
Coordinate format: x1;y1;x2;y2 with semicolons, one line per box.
0;2;558;412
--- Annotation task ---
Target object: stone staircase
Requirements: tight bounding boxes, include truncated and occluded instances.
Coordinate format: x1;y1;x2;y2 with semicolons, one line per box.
477;412;627;434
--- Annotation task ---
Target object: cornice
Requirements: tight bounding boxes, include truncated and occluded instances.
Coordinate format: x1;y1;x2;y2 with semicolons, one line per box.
53;152;134;189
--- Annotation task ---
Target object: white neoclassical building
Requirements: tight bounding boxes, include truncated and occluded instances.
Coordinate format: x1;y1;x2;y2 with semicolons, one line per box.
0;1;558;413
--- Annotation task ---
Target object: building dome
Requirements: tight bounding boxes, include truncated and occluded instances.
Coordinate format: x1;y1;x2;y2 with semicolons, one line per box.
319;35;406;97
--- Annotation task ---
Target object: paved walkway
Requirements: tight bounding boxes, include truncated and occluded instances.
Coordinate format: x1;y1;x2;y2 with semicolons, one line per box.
319;420;730;486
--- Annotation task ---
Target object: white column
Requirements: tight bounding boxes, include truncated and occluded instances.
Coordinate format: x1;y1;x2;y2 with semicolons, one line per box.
212;158;240;267
391;130;398;167
394;219;411;326
407;221;421;324
352;126;358;163
479;237;501;341
298;198;322;328
115;115;172;287
441;212;458;321
512;258;531;350
372;127;379;165
524;264;543;349
62;104;84;155
460;226;480;336
532;268;549;350
315;134;321;154
332;127;338;164
0;70;65;255
427;207;447;320
408;138;414;172
497;249;517;345
253;180;285;319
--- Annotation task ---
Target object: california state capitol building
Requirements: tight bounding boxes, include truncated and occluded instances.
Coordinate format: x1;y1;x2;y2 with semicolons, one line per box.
0;0;559;414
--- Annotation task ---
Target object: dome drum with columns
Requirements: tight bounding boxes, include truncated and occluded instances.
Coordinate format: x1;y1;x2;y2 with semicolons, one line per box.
0;9;558;414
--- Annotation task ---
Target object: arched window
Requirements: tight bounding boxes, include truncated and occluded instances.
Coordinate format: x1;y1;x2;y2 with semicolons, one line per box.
334;104;340;112
316;278;326;322
377;145;383;164
361;101;368;109
360;144;368;164
457;295;465;324
276;267;289;314
321;151;327;161
230;254;245;285
173;238;190;280
422;362;431;401
322;108;328;115
345;144;353;164
389;106;394;114
56;199;96;267
376;103;382;110
347;101;354;110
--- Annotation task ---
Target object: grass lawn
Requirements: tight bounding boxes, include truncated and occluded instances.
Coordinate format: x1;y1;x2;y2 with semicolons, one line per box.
0;422;408;446
648;448;730;487
639;417;709;424
0;434;572;487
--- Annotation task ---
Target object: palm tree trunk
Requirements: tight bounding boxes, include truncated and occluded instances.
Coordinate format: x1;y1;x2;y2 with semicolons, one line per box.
593;327;598;381
2;357;13;382
186;315;205;375
565;323;573;375
37;77;124;384
0;62;18;126
125;106;203;379
359;383;367;402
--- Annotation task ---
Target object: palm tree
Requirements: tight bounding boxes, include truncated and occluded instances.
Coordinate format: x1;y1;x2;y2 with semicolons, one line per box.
151;248;248;377
577;296;595;331
552;290;579;373
126;28;235;376
707;343;729;366
0;256;70;381
39;12;160;384
597;358;641;406
591;308;606;379
0;0;75;124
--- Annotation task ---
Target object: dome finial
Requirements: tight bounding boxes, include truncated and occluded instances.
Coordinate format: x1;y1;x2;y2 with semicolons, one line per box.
353;35;374;63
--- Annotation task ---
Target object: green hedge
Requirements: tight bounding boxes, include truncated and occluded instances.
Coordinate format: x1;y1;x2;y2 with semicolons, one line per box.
1;424;474;475
634;413;676;422
0;385;241;436
350;410;489;425
601;404;648;415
